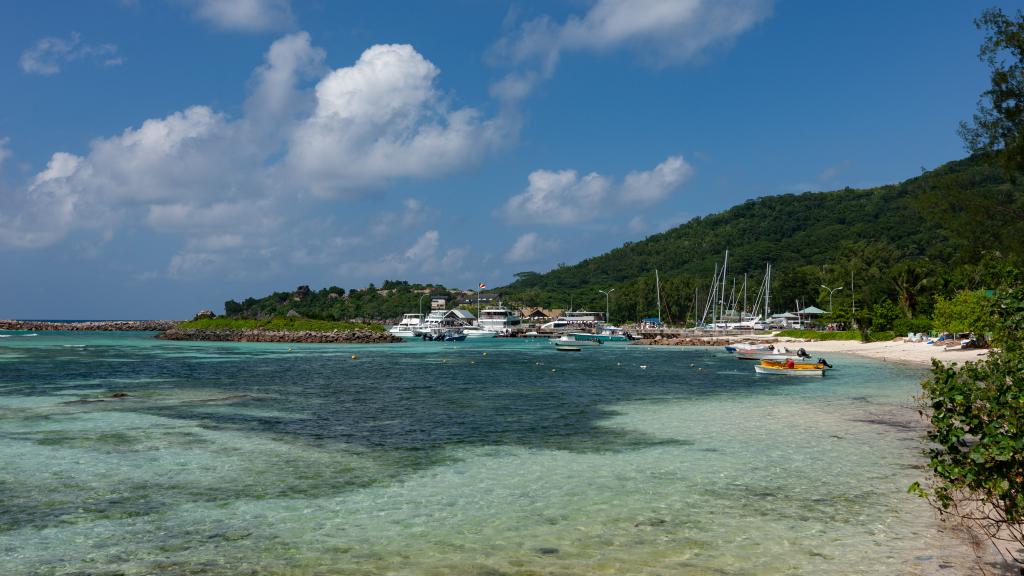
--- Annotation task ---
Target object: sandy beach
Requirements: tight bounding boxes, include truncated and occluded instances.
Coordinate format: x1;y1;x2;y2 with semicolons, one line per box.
777;338;990;368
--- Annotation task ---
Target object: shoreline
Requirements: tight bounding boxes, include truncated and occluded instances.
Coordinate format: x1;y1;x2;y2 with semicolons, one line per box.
633;334;990;368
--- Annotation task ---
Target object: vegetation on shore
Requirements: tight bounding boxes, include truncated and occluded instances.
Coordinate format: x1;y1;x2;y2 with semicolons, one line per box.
911;8;1024;568
222;281;463;322
176;317;386;333
775;329;895;342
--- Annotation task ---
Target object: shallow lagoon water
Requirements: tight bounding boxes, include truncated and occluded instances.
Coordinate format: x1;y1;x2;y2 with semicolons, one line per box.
0;331;984;575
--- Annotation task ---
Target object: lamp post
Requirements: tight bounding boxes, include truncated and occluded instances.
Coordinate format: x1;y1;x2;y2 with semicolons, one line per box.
820;284;843;313
598;288;615;323
419;293;428;316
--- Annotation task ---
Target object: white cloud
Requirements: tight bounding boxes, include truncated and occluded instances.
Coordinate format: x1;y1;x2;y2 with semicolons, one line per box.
0;138;11;171
505;232;557;263
369;198;428;237
620;155;693;205
191;0;294;32
504;169;611;224
20;32;121;75
491;0;771;100
288;44;506;195
404;230;439;261
503;155;690;224
0;33;503;272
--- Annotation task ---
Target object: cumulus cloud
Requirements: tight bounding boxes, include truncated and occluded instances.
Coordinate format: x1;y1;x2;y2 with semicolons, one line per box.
503;155;691;224
20;32;121;75
191;0;294;32
288;44;506;195
504;169;611;224
0;33;502;272
505;232;556;263
0;138;11;170
491;0;771;100
620;155;693;205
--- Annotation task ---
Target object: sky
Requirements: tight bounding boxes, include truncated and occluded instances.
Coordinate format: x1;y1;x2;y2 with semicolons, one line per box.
0;0;1015;319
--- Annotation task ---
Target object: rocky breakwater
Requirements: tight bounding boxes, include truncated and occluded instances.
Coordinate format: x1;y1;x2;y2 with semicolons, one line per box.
157;328;403;344
0;320;180;331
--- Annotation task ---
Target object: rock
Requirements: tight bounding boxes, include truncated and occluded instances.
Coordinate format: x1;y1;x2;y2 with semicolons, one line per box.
0;320;180;332
536;547;559;555
156;327;403;344
193;309;216;320
286;309;302;318
109;391;130;398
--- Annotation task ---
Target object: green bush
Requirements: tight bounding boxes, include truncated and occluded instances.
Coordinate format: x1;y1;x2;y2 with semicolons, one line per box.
892;317;934;335
870;300;902;331
177;317;385;333
932;290;995;334
776;329;895;342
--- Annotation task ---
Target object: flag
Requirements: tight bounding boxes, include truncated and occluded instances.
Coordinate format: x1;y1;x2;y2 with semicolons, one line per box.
479;283;486;289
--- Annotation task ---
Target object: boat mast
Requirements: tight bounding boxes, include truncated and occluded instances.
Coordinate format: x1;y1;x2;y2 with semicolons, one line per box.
719;250;729;322
655;269;662;324
742;273;748;320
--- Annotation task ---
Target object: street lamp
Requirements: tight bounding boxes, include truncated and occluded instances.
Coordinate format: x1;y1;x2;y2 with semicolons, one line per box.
419;292;429;316
598;288;615;323
820;284;843;313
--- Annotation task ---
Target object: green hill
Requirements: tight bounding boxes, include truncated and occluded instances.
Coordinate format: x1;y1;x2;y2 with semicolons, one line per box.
499;154;1023;325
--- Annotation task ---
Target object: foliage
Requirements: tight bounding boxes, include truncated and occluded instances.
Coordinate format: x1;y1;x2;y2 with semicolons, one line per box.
932;290;996;335
496;154;1021;323
177;317;385;333
891;317;934;336
912;281;1024;567
222;283;466;322
959;8;1024;174
775;329;895;342
870;300;903;332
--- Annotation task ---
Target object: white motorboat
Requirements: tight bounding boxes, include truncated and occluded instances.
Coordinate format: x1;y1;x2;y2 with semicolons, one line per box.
478;306;522;334
735;345;809;361
461;326;498;338
388;313;423;338
553;334;601;347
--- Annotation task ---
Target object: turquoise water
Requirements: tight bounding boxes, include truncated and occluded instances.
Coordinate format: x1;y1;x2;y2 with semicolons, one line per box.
0;331;979;575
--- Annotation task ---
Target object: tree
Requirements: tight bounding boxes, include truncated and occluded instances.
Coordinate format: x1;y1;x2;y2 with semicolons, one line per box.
890;260;935;319
933;289;995;335
959;8;1024;174
912;278;1024;569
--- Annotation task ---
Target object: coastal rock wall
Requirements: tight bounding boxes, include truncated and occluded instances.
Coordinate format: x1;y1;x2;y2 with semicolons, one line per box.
157;328;402;344
0;320;180;331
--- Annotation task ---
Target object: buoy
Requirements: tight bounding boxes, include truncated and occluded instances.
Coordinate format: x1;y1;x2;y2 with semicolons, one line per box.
482;352;487;356
689;363;694;368
351;354;358;360
640;365;647;370
551;368;556;372
471;361;475;364
288;347;293;351
442;359;447;363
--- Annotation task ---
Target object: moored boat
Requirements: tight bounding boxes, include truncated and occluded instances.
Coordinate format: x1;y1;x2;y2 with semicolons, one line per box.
553;334;601;347
461;326;498;338
735;346;809;361
388;313;424;338
754;358;827;376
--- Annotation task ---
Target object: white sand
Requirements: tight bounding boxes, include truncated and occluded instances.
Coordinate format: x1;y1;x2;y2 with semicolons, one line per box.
778;338;990;368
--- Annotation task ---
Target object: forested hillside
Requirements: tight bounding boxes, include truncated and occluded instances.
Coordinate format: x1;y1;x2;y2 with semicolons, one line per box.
499;154;1023;325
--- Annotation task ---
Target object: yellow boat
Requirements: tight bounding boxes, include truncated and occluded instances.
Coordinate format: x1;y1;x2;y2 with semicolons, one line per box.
754;359;827;376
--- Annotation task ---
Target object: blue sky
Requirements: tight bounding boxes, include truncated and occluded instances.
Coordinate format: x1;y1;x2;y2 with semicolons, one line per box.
0;0;1013;319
